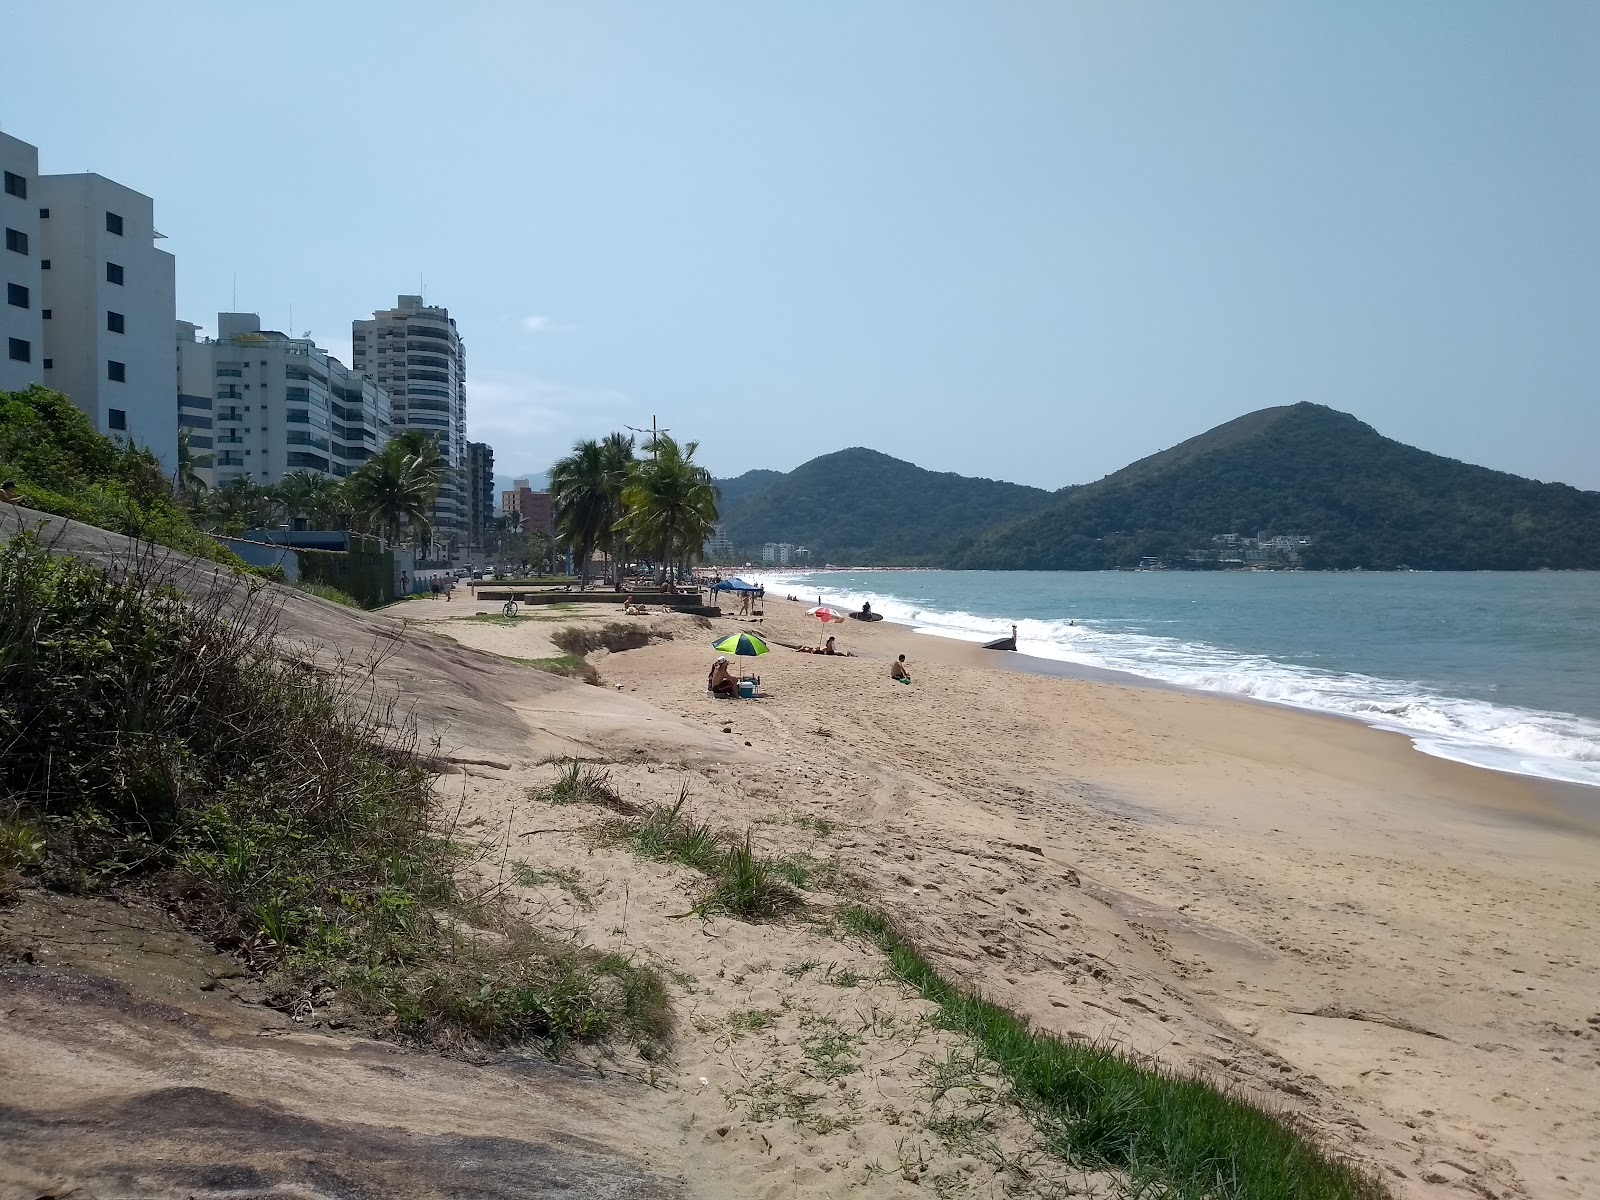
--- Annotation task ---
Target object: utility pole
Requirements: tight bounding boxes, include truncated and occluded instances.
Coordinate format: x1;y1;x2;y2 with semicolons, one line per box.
625;415;671;459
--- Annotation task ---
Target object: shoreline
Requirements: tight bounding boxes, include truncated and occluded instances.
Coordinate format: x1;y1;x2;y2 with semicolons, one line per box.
750;574;1600;800
420;593;1600;1197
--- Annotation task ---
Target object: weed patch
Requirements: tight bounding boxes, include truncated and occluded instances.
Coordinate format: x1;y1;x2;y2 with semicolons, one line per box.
839;907;1389;1200
530;760;631;811
600;791;803;922
510;862;593;909
294;580;362;608
0;531;668;1057
505;654;602;685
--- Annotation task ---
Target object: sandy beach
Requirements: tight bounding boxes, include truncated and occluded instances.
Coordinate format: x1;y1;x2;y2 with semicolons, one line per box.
393;585;1600;1200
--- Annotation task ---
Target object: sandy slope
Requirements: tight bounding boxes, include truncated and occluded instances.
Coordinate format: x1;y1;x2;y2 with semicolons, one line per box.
420;591;1599;1200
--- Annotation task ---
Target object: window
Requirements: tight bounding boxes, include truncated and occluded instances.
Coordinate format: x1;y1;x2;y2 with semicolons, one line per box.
105;211;124;236
4;228;27;255
7;337;29;362
38;207;48;219
40;259;49;270
42;358;51;369
108;409;127;431
107;360;126;382
6;283;26;308
42;308;50;319
106;310;125;334
3;171;24;198
105;262;124;285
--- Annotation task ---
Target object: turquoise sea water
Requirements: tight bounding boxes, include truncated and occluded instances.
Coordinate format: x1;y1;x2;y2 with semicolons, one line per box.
749;569;1600;788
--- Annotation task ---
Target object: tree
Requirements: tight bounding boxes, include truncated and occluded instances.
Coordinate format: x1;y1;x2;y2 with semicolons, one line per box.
550;439;609;581
277;470;346;531
174;430;209;507
345;441;440;550
617;434;718;582
599;432;636;576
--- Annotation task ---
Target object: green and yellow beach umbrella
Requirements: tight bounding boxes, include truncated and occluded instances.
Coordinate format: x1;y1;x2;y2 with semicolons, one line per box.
711;630;770;658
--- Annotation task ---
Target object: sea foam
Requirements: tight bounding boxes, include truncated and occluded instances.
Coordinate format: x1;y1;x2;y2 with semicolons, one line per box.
753;573;1600;789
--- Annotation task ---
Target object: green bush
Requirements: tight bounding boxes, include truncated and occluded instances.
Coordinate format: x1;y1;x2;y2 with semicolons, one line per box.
0;384;242;568
0;530;668;1055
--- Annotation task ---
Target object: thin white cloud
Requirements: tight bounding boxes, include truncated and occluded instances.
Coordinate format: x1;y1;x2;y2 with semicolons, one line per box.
465;368;631;477
521;314;576;336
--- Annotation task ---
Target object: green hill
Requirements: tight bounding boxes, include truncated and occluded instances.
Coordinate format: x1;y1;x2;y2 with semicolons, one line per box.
715;448;1053;565
953;403;1600;571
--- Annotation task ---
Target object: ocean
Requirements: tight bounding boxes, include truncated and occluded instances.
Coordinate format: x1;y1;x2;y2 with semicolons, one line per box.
746;569;1600;789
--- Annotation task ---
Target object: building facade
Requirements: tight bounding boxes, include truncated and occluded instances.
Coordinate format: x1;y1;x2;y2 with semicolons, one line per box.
466;440;494;552
500;477;554;535
1;133;45;395
176;312;390;489
38;171;178;472
352;295;467;555
1;133;177;471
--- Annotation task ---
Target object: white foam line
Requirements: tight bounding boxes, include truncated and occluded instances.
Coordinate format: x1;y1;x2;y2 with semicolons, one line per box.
748;571;1600;790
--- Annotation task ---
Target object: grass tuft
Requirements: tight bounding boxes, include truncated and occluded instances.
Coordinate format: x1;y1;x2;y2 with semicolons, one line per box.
506;653;602;685
838;906;1389;1200
695;833;801;921
531;760;629;810
294;580;362;608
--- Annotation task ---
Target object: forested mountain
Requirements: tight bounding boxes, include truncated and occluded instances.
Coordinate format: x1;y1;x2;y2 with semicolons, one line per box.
714;448;1053;564
952;404;1600;571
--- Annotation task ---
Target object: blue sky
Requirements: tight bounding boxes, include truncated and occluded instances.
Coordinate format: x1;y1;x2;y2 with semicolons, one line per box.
5;2;1596;490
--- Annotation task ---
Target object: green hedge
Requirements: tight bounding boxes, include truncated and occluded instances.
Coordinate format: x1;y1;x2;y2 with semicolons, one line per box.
295;536;393;608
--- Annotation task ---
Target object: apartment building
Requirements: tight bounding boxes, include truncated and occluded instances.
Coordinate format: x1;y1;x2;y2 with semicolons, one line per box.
500;476;553;535
176;313;391;488
466;440;494;552
352;295;467;554
1;133;45;394
37;171;178;472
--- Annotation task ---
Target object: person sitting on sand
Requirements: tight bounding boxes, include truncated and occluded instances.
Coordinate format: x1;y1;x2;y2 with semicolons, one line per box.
624;594;645;616
890;654;911;684
708;657;739;697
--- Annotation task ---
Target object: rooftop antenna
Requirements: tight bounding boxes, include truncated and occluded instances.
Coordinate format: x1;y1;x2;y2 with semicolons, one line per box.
231;273;236;309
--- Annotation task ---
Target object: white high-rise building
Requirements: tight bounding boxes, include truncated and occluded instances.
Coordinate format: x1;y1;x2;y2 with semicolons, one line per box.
176;313;391;489
1;132;45;395
2;131;178;473
352;295;466;554
38;172;177;472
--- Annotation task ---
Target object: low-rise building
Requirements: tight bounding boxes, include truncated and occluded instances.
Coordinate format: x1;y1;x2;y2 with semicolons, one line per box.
501;476;553;535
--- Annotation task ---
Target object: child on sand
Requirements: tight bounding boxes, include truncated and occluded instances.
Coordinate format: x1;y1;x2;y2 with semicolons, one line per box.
890;654;911;684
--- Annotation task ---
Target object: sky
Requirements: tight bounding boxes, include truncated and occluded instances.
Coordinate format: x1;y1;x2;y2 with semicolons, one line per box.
4;1;1597;491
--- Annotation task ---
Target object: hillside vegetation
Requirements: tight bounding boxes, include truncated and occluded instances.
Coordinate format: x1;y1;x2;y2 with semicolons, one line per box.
0;384;239;566
954;404;1600;570
715;447;1053;564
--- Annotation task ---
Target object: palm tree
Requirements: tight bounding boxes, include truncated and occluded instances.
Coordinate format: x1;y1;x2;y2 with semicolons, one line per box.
617;435;718;583
174;430;209;507
346;441;440;550
599;432;636;580
550;439;610;582
277;470;346;531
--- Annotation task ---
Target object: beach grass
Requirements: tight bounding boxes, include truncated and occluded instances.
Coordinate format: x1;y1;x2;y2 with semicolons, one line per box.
598;786;803;921
530;759;630;810
294;580;363;608
838;906;1390;1200
0;530;669;1057
505;653;602;684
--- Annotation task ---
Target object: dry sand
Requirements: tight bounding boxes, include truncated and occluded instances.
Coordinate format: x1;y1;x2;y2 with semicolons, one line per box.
404;588;1600;1200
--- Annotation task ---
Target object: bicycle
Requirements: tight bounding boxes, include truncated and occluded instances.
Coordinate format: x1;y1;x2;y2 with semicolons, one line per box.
502;598;519;618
